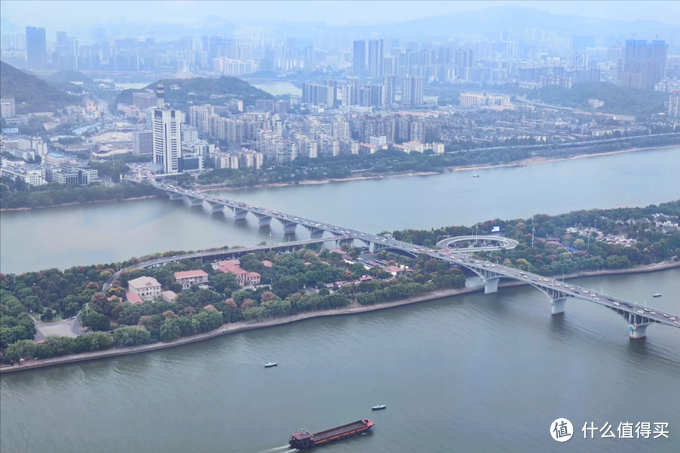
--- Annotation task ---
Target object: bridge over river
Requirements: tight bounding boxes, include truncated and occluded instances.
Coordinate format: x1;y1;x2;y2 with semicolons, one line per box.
147;181;679;340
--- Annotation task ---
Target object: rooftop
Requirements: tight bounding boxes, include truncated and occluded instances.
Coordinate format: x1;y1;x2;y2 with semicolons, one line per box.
174;269;208;279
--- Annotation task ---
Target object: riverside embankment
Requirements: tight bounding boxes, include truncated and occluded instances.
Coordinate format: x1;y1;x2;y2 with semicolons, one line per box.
3;259;678;374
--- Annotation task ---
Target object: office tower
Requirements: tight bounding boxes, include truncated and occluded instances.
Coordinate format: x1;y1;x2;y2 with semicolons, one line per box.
152;84;182;174
401;76;424;106
368;39;384;78
620;39;668;89
133;130;153;156
353;40;366;78
26;26;47;69
383;75;395;106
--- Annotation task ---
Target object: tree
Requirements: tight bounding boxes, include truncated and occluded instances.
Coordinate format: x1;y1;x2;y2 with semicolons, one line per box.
118;305;142;325
37;336;76;358
42;307;55;322
5;340;38;362
75;332;113;352
272;275;300;299
81;310;111;331
113;326;151;347
160;319;181;342
90;292;112;316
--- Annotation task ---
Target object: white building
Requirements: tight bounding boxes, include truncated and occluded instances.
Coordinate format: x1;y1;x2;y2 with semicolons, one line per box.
127;276;162;300
152;84;182;174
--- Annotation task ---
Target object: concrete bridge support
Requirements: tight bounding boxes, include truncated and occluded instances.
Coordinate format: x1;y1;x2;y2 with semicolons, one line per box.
280;220;298;235
484;277;500;294
369;241;388;253
629;323;650;340
256;216;272;228
169;192;183;201
231;208;249;220
309;229;325;239
186;196;204;207
209;204;224;213
551;297;568;315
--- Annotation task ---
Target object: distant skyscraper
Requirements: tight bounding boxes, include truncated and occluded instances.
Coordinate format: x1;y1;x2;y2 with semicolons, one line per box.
401;76;424;106
353;40;366;78
619;39;668;89
368;39;384;78
152;84;182;174
383;75;396;106
26;26;47;69
669;91;680;117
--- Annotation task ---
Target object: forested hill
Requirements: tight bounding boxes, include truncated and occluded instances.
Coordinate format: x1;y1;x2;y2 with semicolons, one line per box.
0;61;81;114
113;76;273;111
527;82;668;117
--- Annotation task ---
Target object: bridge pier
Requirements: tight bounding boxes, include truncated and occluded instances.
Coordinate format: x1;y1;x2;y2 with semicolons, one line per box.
280;220;298;235
309;229;325;239
484;277;500;294
629;322;650;340
230;208;249;220
185;196;204;207
551;297;568;315
209;203;224;213
257;216;272;227
169;193;183;201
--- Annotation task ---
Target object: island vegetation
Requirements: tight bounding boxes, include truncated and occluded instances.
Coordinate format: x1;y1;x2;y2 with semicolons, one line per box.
1;201;677;364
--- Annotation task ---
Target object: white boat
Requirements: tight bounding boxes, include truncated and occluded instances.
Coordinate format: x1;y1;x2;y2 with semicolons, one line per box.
653;293;662;298
472;175;480;178
371;405;387;411
264;362;278;368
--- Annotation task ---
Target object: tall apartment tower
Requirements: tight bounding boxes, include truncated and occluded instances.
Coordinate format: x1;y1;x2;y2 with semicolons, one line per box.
383;75;396;106
401;76;424;106
152;84;182;174
669;91;680;117
620;39;668;89
353;40;366;78
368;39;384;78
26;26;47;69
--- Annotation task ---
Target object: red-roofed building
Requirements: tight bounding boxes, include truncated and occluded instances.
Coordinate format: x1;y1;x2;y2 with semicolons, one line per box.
126;291;144;305
261;260;273;268
174;269;209;289
214;260;260;287
386;265;403;276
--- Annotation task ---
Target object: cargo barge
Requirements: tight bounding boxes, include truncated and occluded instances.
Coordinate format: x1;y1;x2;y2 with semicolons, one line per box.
289;419;375;449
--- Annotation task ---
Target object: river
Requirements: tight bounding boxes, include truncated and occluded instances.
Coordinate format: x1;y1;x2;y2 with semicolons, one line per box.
1;146;679;453
1;269;679;453
2;146;680;274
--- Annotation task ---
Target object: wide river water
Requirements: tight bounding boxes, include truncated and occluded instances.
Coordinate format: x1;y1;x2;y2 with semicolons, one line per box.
1;147;680;453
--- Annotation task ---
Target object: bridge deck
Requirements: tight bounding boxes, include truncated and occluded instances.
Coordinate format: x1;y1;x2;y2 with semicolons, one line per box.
145;181;679;331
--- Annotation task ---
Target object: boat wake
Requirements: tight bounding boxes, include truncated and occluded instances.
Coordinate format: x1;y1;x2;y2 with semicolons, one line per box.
256;445;296;453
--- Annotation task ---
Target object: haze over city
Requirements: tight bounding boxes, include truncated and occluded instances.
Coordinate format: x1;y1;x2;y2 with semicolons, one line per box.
1;2;679;453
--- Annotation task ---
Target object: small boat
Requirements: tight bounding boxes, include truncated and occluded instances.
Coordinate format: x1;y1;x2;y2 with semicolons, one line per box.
371;405;387;411
264;362;278;368
472;175;480;178
653;293;662;298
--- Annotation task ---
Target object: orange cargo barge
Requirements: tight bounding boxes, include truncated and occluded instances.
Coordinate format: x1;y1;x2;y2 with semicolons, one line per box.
289;419;375;449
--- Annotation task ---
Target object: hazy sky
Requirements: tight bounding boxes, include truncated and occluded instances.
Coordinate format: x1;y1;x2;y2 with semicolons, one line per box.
4;0;680;29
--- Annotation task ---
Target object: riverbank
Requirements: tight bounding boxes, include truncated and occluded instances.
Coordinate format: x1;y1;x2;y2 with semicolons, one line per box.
3;260;678;375
0;195;159;212
194;144;680;193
